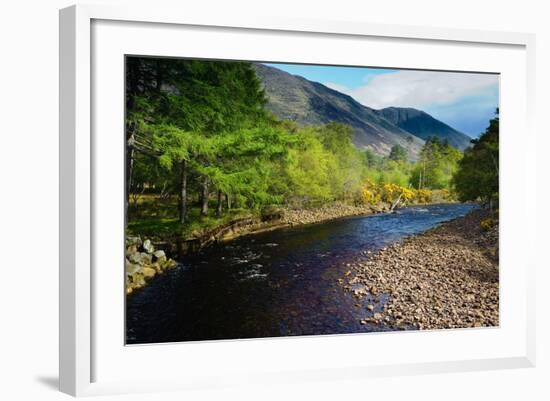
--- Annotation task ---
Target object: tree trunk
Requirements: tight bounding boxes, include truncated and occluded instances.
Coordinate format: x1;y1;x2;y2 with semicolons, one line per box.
179;160;188;224
422;160;426;189
125;130;135;226
390;193;403;212
216;189;223;217
225;193;231;210
200;177;209;216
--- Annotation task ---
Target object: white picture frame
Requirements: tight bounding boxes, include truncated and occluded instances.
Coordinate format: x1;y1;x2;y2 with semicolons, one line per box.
59;4;536;397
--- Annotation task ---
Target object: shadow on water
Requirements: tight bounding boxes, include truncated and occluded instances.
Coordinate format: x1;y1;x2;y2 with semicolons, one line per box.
126;203;476;344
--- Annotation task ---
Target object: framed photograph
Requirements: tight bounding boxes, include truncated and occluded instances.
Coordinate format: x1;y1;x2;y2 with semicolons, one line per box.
59;4;536;396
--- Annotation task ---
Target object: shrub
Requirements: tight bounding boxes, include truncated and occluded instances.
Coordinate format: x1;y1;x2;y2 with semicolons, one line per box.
360;179;382;205
480;218;495;231
415;188;433;204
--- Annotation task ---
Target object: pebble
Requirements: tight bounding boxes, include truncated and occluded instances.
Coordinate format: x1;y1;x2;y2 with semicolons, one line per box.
341;209;499;330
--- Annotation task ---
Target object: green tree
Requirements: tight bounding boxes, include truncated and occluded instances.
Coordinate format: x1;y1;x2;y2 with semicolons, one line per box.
125;57;270;222
315;123;365;200
388;144;408;162
411;136;461;190
284;127;335;205
199;123;294;210
364;149;384;169
453;110;499;205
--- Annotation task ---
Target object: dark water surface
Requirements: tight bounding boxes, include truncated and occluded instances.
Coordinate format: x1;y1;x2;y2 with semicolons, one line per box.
126;203;475;344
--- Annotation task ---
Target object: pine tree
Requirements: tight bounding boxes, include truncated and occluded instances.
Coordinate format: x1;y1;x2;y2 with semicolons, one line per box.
453;110;499;205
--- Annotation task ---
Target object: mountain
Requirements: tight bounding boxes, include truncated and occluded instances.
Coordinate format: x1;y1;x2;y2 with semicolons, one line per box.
254;64;425;158
377;107;472;150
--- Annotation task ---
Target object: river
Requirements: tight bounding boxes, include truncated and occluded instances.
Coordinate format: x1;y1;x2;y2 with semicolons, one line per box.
126;203;475;344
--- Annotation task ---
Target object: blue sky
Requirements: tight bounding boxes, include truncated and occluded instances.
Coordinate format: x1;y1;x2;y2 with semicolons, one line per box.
264;63;499;138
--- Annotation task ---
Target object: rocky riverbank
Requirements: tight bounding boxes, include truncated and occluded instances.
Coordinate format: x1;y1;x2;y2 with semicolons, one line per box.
189;202;389;246
150;202;390;258
280;202;389;226
341;208;499;330
125;236;177;294
126;202;388;293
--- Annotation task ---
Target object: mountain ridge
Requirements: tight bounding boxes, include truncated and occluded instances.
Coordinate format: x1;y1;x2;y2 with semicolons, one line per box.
254;63;424;158
254;64;472;158
376;107;472;150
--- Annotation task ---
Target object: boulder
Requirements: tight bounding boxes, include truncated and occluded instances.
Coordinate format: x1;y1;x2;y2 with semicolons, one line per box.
153;250;166;263
125;260;141;275
140;252;153;264
126;236;142;247
131;273;146;287
142;267;156;279
126;244;138;256
128;252;142;264
142;239;154;254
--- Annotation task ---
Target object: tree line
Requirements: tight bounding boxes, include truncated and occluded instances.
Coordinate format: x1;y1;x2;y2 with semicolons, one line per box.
125;57;498;230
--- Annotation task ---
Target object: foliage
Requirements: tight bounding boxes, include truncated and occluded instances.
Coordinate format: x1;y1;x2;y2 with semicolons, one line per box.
314;123;366;201
360;180;424;206
125;57;495;241
415;188;433;204
360;179;382;205
364;149;385;169
284;127;335;203
388;144;408;162
126;195;251;238
410;136;462;190
480;218;496;232
453;110;499;204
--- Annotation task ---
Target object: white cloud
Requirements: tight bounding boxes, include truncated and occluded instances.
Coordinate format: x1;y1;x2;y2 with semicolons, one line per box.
324;82;353;95
323;70;499;110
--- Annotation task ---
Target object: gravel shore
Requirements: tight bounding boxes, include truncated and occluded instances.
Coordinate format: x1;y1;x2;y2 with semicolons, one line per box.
198;202;386;244
342;208;499;330
281;202;384;226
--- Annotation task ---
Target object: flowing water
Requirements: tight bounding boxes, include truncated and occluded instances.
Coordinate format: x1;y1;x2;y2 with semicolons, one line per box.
126;203;475;344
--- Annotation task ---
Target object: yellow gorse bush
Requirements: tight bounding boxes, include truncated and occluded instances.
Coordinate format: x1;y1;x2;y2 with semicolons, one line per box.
415;188;433;203
359;180;436;206
400;187;416;202
381;183;398;203
360;179;382;205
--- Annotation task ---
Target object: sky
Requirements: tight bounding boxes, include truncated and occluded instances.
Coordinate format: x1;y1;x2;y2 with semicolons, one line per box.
264;63;499;138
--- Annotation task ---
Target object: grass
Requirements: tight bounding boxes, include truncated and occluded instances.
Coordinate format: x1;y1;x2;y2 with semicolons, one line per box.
126;192;452;242
126;194;254;240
